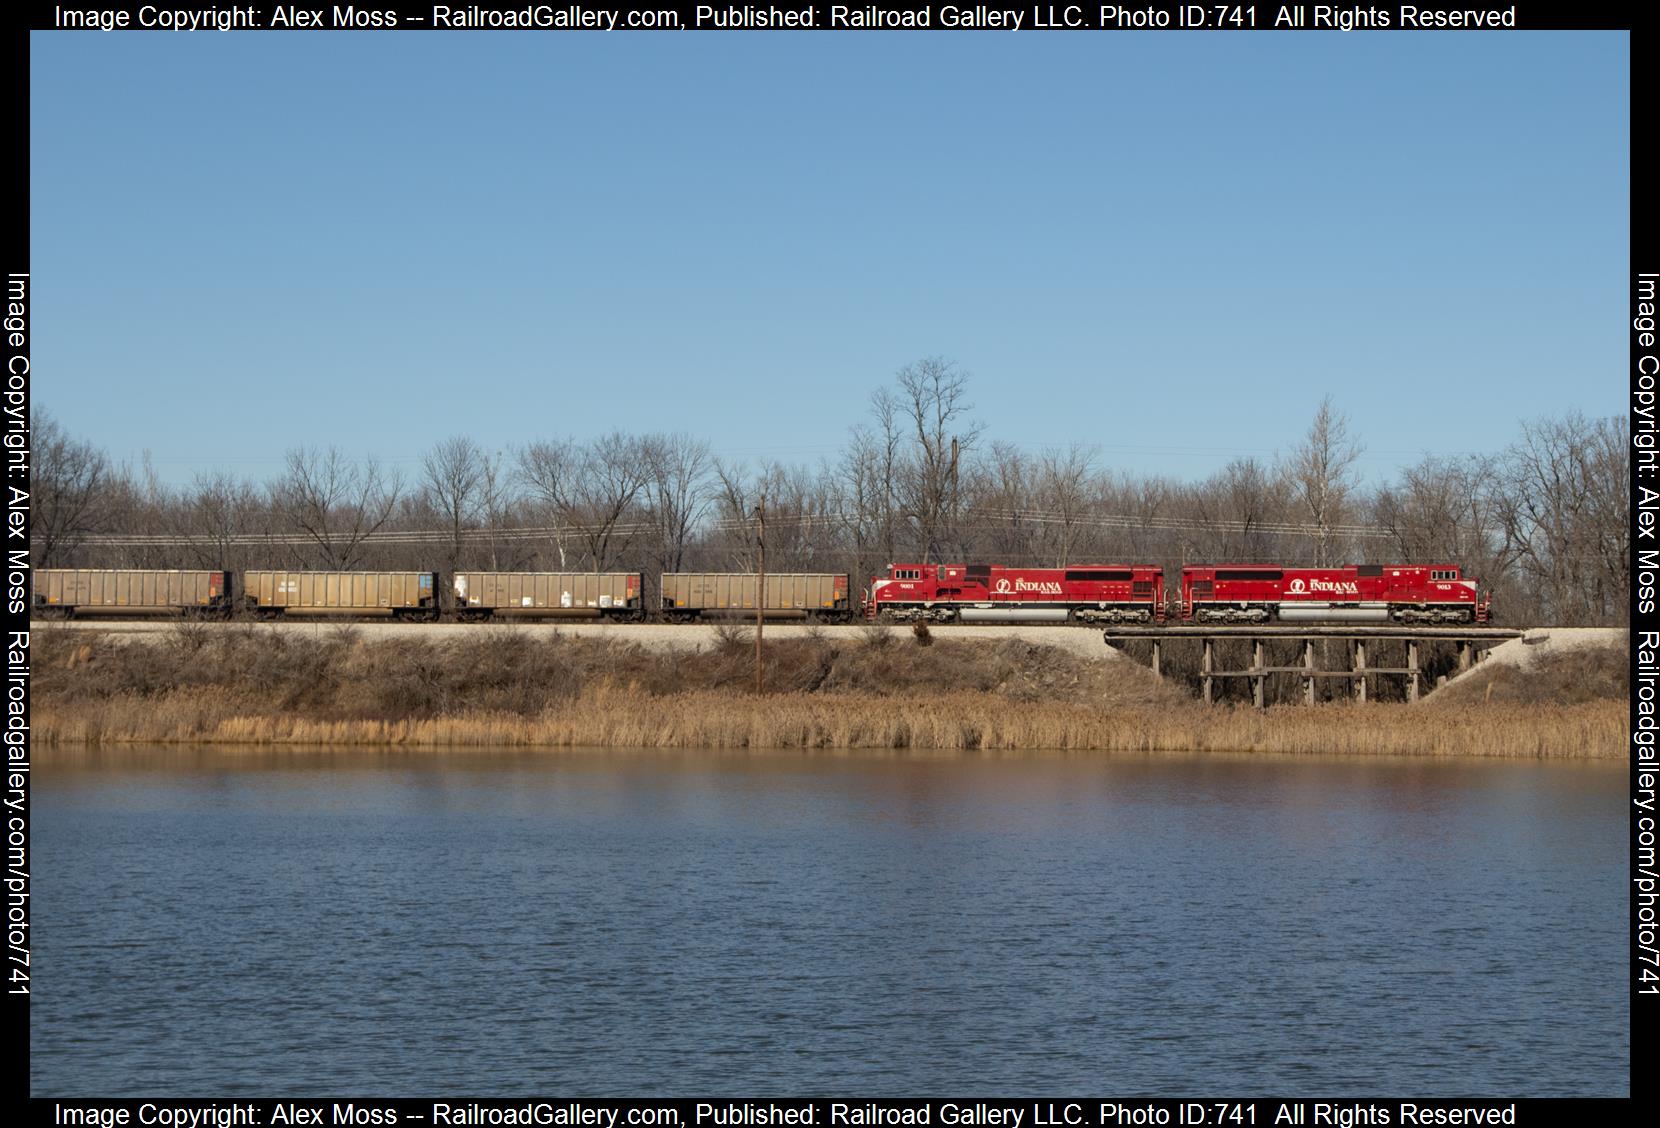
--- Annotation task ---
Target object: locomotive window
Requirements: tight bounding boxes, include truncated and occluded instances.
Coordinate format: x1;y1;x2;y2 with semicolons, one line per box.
1064;569;1133;582
1214;569;1282;581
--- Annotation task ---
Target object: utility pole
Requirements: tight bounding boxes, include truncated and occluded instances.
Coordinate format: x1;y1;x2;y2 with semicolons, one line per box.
949;436;958;559
755;496;765;694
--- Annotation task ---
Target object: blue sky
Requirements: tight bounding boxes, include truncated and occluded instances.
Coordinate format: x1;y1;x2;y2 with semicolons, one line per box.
30;31;1629;485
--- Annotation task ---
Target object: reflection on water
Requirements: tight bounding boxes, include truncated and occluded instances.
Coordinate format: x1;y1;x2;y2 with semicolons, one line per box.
32;745;1626;1095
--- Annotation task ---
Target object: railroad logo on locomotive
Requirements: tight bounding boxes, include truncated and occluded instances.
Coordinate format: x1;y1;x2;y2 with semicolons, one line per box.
1287;578;1360;596
994;577;1064;595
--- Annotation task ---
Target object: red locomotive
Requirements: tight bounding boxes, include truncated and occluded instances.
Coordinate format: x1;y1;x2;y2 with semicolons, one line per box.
1179;564;1489;625
867;562;1166;623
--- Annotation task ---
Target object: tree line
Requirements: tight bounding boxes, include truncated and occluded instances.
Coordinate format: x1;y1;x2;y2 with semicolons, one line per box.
30;357;1632;625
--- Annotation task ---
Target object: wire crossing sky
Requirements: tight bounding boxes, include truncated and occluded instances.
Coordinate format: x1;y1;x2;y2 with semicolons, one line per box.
29;30;1629;484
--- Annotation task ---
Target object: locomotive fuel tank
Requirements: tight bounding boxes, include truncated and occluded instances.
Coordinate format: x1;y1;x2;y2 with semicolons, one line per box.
957;607;1073;622
1275;605;1391;622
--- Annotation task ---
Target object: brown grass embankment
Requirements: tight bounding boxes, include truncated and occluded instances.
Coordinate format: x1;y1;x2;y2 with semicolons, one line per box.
1423;634;1629;706
30;624;1625;757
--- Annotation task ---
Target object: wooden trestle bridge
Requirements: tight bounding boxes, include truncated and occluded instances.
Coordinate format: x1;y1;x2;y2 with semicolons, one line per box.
1102;625;1525;707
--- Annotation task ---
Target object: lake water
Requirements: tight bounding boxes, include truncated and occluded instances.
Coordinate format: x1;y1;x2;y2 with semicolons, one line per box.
31;747;1627;1095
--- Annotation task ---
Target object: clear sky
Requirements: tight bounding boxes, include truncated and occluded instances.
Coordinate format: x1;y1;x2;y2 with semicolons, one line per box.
30;30;1629;486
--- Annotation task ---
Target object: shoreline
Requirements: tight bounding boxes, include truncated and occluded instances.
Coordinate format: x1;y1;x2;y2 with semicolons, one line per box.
31;626;1628;758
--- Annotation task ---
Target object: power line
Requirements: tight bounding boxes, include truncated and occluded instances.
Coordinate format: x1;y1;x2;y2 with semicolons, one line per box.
74;506;1414;548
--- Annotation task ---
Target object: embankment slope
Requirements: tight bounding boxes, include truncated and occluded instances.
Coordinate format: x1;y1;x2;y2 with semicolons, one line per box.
31;623;1626;757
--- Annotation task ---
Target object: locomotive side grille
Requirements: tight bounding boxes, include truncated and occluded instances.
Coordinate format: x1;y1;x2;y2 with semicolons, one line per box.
1132;581;1154;597
1191;582;1213;599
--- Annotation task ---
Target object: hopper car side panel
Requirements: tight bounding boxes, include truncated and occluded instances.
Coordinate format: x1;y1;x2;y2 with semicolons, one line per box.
660;573;852;620
242;571;439;618
452;572;643;619
32;569;231;616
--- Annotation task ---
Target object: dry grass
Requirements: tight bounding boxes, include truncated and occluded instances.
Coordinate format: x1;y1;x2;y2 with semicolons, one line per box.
1424;637;1629;706
34;688;1623;758
30;627;1625;757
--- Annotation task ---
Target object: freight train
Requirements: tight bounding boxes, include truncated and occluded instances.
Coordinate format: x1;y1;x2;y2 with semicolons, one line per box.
29;561;1490;625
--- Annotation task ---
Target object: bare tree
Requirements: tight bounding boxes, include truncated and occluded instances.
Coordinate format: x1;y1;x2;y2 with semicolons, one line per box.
1285;396;1364;565
475;449;522;571
709;458;759;569
1032;444;1096;565
94;460;161;568
270;446;402;569
838;424;889;583
1373;455;1500;561
1493;414;1629;624
1186;457;1285;563
641;432;711;574
709;458;839;572
420;435;492;573
894;357;982;561
30;411;110;567
960;439;1031;561
168;469;266;569
517;433;651;571
869;387;904;561
518;439;577;569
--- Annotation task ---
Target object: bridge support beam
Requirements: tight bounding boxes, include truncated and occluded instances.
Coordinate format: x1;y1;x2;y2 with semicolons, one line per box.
1100;626;1521;708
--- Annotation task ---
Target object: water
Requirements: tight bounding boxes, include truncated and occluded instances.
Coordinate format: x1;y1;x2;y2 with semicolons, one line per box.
31;748;1627;1095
